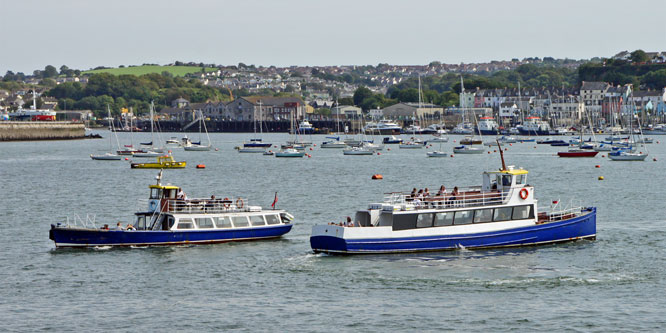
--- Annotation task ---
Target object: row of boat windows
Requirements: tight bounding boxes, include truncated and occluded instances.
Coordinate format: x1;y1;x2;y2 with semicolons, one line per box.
392;205;534;231
169;214;282;230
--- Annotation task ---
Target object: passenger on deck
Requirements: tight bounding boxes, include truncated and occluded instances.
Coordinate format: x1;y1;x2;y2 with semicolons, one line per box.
115;222;124;230
345;216;353;227
449;187;459;201
436;185;446;197
177;189;187;200
126;224;136;231
101;224;109;230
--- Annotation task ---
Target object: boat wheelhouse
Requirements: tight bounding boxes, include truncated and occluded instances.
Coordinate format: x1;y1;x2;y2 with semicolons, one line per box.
477;116;499;135
518;117;552;136
49;172;293;248
310;153;596;254
364;119;401;135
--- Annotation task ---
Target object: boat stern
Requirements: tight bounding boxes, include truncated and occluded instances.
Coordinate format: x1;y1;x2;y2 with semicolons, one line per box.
310;225;349;253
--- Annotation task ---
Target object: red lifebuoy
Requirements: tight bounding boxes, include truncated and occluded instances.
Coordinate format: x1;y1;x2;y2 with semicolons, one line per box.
223;197;230;209
236;198;244;209
519;188;529;200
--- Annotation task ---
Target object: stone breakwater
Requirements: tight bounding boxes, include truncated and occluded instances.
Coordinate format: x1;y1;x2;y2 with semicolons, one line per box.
0;122;86;141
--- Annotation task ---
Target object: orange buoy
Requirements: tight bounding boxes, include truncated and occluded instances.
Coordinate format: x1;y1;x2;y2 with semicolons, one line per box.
602;155;605;157
493;150;497;152
487;151;491;154
215;148;219;151
124;157;129;161
377;152;381;155
387;148;391;151
595;165;600;168
509;143;512;146
450;154;454;157
196;164;206;169
310;147;313;151
504;148;508;151
372;174;383;180
653;158;657;161
313;144;317;147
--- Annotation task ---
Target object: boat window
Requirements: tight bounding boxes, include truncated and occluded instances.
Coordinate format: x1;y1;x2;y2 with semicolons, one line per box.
167;190;176;199
416;213;434;228
215;216;232;228
150;188;160;199
512;205;534;220
434;212;453;226
513;174;525;184
196;217;214;229
392;214;417;231
232;216;249;227
265;214;280;225
493;207;513;221
473;209;493;223
136;216;146;229
250;215;266;226
177;218;194;229
502;175;512;186
166;216;175;230
454;210;473;225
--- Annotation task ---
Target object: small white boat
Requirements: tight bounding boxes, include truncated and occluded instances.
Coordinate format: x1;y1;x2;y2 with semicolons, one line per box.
343;147;374;155
399;142;423;149
608;151;648;161
321;141;347;148
428;136;449;143
90;153;122;160
275;148;305;158
453;145;485;154
426;151;448;158
184;144;212;151
133;150;163;158
593;144;613;152
238;147;266;153
166;138;179;145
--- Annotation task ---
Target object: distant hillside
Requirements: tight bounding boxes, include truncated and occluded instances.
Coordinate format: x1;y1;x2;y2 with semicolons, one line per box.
83;65;217;77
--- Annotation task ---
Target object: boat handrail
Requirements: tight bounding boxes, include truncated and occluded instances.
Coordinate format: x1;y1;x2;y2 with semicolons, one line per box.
538;199;584;223
140;198;258;214
383;187;507;209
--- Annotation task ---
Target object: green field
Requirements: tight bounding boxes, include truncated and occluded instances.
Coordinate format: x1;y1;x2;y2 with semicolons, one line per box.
83;65;218;77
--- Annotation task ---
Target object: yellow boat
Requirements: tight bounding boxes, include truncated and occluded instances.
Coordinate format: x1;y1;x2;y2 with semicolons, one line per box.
131;155;186;169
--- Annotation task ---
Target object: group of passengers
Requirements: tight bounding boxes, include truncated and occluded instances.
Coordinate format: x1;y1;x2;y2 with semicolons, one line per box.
329;216;356;227
407;185;460;207
99;222;136;231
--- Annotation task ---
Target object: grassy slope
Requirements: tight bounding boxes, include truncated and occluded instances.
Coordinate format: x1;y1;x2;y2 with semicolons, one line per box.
83;65;218;77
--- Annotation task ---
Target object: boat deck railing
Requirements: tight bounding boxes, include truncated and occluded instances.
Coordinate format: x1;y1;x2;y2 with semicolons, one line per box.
538;199;584;223
139;198;258;214
384;186;508;210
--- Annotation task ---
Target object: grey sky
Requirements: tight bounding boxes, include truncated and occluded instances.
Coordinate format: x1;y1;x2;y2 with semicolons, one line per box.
1;0;665;74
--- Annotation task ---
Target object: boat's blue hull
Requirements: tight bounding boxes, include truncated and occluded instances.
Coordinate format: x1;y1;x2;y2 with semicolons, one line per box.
477;129;499;136
244;143;272;148
50;224;293;247
310;208;596;254
518;129;551;136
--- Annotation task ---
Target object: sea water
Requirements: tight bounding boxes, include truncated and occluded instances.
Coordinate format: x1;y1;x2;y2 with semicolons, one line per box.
1;131;665;331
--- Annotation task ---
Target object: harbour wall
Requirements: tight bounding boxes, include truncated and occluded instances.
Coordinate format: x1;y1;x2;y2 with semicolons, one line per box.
0;122;86;141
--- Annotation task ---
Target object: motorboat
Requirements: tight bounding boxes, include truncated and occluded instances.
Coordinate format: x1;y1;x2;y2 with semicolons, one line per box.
49;171;294;248
296;121;315;134
382;136;403;144
518;117;551;136
343;146;374;155
275;148;305;158
453;145;485;154
321;136;347;148
310;158;596;254
364;119;402;135
476;117;499;135
90;153;122;161
426;151;448;158
130;155;186;169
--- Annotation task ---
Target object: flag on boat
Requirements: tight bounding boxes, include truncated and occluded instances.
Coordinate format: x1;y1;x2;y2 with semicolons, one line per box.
271;192;278;209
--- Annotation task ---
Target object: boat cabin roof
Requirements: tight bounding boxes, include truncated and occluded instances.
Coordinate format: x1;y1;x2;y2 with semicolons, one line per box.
485;168;528;176
149;184;180;190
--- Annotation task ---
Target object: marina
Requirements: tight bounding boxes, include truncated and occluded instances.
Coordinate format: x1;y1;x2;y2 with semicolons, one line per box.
2;130;666;331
